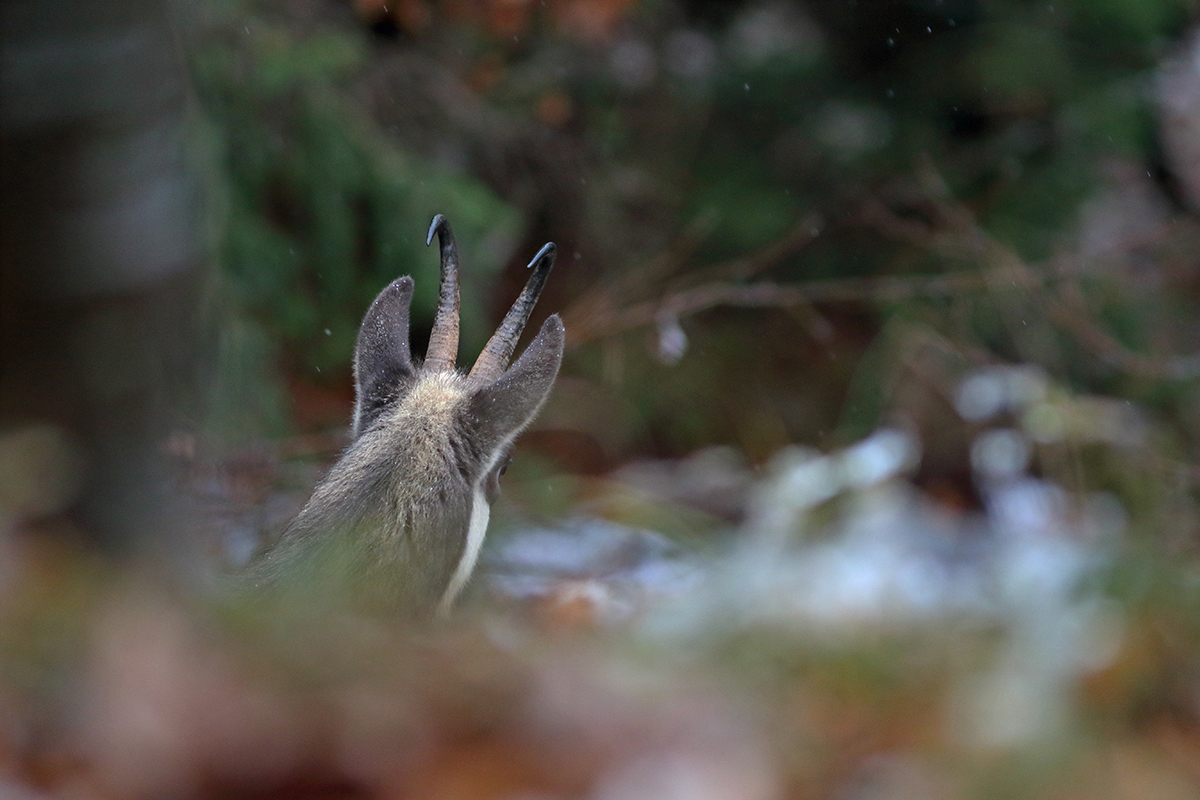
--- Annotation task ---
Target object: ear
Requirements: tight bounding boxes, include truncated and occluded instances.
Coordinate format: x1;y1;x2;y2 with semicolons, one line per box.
353;276;416;438
467;315;564;457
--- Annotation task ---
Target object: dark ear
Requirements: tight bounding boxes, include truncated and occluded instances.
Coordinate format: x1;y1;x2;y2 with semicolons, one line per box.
353;276;415;438
467;315;564;456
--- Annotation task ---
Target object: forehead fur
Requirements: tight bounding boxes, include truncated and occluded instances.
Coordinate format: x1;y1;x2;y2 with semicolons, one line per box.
348;369;473;504
395;370;469;422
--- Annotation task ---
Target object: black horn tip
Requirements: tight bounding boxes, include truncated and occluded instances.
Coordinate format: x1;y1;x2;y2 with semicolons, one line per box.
527;242;557;269
426;214;447;246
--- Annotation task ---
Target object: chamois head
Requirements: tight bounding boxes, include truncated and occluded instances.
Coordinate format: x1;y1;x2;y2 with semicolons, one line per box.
253;215;564;615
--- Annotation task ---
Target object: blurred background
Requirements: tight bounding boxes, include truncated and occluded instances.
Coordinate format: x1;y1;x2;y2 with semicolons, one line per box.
2;0;1200;797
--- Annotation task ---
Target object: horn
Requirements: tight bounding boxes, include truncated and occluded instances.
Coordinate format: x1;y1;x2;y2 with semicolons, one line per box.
469;241;557;384
424;214;460;372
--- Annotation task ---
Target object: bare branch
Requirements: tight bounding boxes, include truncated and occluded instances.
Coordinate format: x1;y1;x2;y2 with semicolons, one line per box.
566;167;1200;382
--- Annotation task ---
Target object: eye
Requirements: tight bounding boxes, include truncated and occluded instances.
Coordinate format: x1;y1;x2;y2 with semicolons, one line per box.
484;453;512;503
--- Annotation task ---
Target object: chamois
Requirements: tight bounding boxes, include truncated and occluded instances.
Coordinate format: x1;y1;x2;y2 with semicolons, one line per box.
250;215;564;615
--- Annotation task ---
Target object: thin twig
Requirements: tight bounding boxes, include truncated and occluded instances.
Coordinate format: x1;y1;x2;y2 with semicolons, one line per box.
566;166;1200;381
565;265;1022;346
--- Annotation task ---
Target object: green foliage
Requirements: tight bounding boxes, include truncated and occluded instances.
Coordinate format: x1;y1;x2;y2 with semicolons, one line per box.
189;3;519;436
969;22;1077;100
185;0;1198;545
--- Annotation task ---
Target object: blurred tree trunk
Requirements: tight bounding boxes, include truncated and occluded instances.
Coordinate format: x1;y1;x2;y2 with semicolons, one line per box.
0;0;202;557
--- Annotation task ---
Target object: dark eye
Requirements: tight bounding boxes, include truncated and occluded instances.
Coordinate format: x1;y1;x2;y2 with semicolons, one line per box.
485;452;513;502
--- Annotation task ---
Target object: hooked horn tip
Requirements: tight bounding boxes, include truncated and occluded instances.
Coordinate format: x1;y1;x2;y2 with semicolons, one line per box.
426;214;446;246
528;242;557;269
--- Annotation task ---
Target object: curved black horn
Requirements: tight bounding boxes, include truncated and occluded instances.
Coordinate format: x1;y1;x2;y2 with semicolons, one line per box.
424;214;460;372
469;241;557;384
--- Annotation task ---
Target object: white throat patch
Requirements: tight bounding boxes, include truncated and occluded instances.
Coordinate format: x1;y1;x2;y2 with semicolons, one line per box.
436;487;490;615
